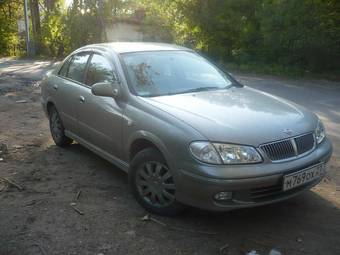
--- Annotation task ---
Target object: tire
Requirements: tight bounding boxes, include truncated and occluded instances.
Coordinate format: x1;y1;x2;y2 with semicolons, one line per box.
48;105;73;147
129;148;184;216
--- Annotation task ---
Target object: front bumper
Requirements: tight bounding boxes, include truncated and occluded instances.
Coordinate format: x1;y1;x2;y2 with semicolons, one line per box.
175;138;333;211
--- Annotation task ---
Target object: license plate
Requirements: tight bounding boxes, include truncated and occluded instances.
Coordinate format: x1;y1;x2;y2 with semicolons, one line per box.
283;163;325;191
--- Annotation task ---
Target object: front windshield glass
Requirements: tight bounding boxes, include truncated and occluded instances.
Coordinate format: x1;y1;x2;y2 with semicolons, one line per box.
121;51;233;97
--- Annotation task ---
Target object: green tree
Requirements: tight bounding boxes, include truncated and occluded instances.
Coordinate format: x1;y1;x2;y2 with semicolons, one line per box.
63;0;103;51
259;0;340;71
1;0;339;75
41;0;68;56
0;0;22;56
142;0;340;73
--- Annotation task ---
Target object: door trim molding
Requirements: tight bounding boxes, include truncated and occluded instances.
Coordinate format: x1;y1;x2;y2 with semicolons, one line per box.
65;130;129;173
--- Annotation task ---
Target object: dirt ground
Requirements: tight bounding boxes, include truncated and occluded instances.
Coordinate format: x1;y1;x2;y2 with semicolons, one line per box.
0;59;339;255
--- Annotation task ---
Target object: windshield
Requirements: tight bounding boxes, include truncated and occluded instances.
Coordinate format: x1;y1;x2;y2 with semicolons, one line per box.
121;51;233;97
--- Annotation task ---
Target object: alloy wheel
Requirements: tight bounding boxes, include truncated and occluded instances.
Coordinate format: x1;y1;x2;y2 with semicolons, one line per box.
136;161;175;207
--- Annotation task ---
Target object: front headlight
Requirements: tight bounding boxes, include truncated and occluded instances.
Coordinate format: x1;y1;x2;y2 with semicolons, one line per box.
315;120;326;144
189;142;222;164
213;143;262;164
190;142;262;165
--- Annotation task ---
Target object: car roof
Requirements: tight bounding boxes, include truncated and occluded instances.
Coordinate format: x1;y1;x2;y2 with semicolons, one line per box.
79;42;190;54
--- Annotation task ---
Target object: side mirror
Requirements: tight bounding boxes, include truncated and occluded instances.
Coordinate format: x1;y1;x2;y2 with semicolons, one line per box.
91;82;120;98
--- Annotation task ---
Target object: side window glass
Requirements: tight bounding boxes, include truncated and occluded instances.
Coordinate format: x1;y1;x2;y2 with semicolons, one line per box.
67;53;90;83
58;57;71;77
86;54;116;86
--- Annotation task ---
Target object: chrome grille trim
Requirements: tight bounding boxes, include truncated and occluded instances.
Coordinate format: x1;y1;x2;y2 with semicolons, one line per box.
260;133;315;162
295;133;315;155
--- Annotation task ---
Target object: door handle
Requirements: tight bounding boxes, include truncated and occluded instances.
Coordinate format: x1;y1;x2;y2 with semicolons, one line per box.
79;96;85;103
53;84;58;90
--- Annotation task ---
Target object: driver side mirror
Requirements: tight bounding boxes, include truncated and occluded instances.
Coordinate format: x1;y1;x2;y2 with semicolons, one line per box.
91;81;120;98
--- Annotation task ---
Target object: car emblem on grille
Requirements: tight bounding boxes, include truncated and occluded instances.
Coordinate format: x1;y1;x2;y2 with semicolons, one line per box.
283;128;293;136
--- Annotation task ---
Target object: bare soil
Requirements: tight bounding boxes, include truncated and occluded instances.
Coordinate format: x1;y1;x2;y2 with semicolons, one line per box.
0;59;339;255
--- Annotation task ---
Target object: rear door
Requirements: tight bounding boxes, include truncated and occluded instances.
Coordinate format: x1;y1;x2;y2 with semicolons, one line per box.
53;52;91;133
76;52;124;158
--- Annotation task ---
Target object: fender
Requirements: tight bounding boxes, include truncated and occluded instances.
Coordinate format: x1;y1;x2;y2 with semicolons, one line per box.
126;130;173;168
42;97;57;116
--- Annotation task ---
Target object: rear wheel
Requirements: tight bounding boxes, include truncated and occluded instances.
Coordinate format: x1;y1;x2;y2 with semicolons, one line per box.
48;105;72;147
129;148;184;216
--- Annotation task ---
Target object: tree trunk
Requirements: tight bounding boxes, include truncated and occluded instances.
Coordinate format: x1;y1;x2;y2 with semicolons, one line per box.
29;0;41;55
44;0;54;12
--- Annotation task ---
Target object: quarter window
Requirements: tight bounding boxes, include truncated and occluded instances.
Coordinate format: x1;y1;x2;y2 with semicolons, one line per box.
86;54;116;86
58;57;71;77
67;53;91;83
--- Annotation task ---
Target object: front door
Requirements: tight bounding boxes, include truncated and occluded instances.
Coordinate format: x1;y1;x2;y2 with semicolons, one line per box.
76;53;124;159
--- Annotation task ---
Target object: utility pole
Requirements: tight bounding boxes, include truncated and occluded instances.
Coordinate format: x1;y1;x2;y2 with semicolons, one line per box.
98;0;107;42
23;0;31;56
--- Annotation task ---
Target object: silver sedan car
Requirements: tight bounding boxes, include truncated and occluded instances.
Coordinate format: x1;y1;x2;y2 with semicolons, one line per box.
41;42;332;215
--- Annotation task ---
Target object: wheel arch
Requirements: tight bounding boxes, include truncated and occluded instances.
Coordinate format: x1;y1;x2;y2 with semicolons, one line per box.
46;101;55;115
127;131;171;165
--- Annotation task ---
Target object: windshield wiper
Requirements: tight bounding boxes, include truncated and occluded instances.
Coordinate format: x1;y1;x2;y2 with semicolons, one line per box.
179;86;227;94
140;86;232;97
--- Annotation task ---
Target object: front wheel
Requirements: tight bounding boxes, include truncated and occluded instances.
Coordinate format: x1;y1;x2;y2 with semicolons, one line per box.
129;148;184;216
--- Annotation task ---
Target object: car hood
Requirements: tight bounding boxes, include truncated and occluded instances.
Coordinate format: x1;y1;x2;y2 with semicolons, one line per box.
141;87;318;146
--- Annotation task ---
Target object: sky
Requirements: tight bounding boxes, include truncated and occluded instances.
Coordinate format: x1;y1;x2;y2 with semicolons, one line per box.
65;0;73;7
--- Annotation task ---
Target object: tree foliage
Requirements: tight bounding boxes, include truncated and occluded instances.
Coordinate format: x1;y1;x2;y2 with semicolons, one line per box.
64;0;102;51
0;0;23;55
143;0;340;72
0;0;339;73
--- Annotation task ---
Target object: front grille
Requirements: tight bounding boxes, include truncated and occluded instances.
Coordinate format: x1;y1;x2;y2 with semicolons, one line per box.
295;133;314;154
249;179;318;202
260;133;315;162
250;184;282;199
260;139;296;161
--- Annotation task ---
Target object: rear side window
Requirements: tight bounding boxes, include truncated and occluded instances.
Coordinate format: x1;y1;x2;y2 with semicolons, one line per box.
67;53;91;83
86;54;116;86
